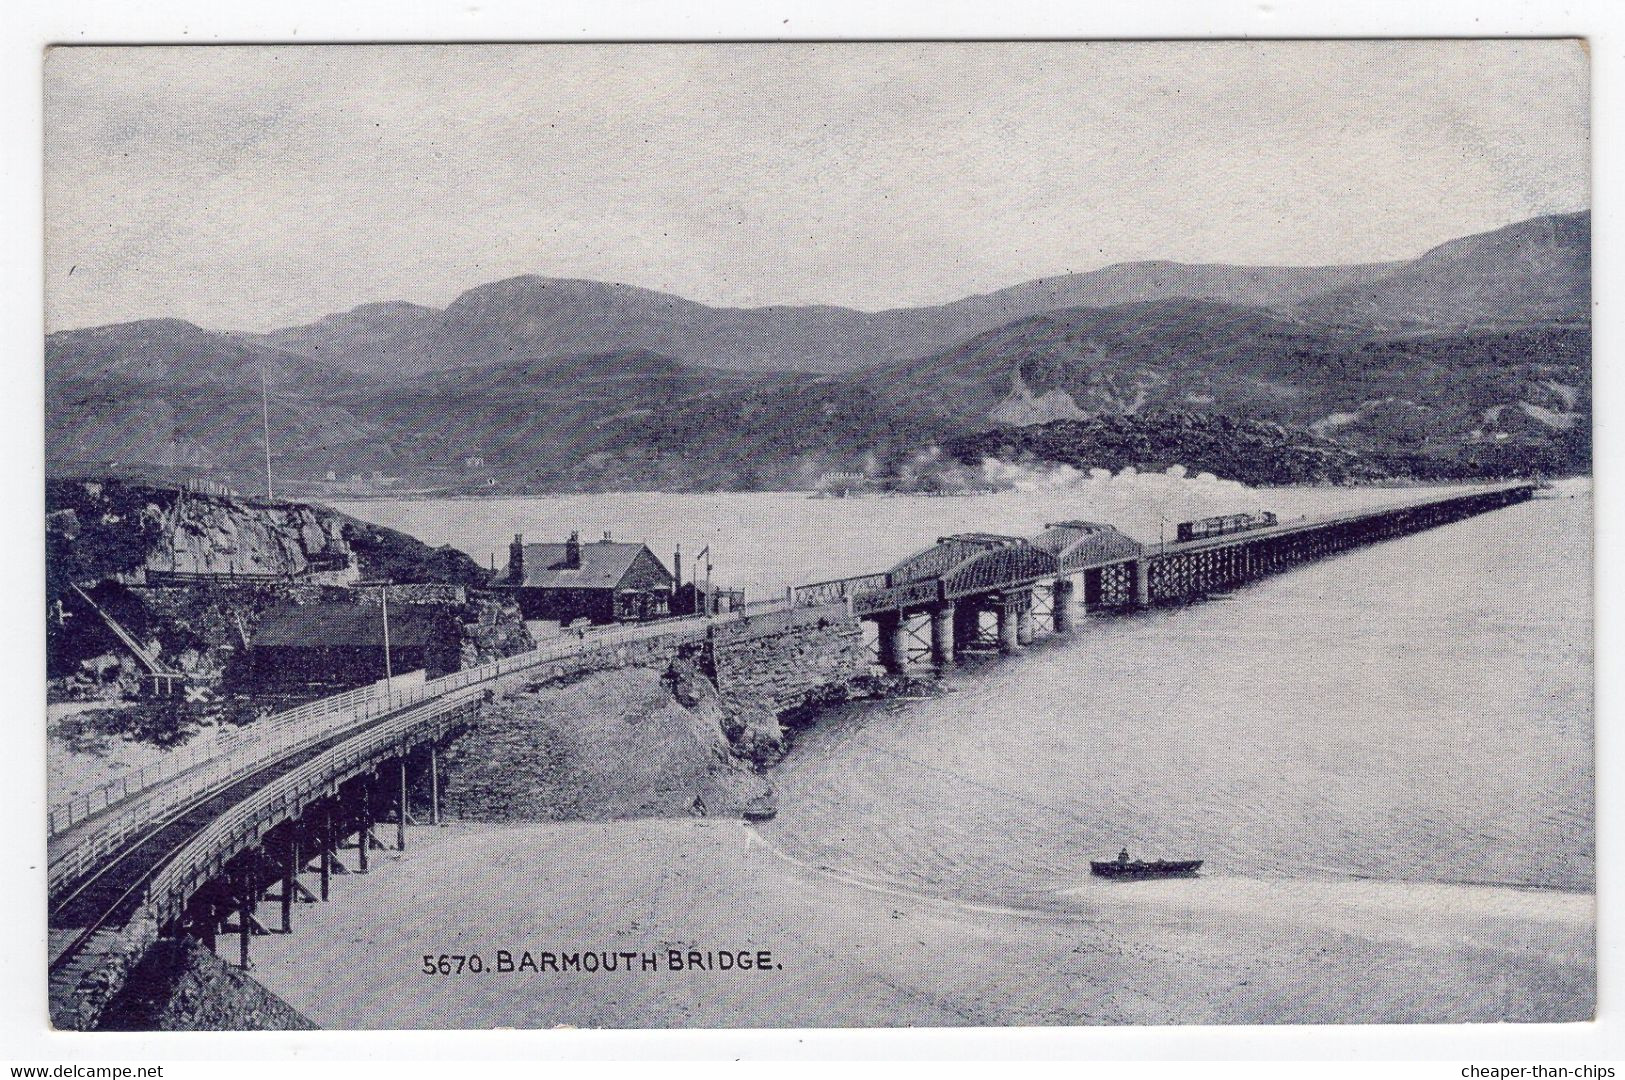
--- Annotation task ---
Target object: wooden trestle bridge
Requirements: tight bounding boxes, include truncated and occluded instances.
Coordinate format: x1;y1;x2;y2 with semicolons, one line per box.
792;482;1536;671
46;481;1533;1027
46;616;755;1028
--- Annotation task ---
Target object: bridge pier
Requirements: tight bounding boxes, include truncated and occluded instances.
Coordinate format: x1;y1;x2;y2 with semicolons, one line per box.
353;776;371;874
1052;578;1075;632
1015;601;1035;646
930;603;956;668
1132;559;1150;609
875;612;907;674
237;872;254;970
320;805;333;900
996;600;1019;653
953;602;981;654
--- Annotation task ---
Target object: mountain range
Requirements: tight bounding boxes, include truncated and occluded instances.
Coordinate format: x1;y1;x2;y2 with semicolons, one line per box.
257;260;1406;378
45;210;1591;491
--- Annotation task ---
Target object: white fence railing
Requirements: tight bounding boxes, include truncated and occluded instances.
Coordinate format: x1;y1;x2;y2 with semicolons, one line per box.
140;682;486;930
47;601;801;896
48;680;389;839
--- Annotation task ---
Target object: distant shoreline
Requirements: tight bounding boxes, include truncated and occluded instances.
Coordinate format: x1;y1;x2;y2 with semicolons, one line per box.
315;475;1585;504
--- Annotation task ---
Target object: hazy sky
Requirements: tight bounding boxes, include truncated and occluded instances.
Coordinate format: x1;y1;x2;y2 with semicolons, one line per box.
44;40;1589;332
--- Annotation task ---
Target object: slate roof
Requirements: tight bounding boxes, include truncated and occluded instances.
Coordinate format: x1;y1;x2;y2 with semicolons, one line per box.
252;603;439;648
498;541;666;590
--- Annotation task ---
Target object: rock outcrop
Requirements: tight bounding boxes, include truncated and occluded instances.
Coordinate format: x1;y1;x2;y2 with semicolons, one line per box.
151;496;355;580
46;478;528;692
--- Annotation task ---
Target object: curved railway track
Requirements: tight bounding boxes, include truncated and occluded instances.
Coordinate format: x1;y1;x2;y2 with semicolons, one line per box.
47;715;406;974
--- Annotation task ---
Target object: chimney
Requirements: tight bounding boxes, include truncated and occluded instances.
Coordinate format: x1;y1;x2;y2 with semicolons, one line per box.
565;530;582;568
509;534;524;584
674;543;683;591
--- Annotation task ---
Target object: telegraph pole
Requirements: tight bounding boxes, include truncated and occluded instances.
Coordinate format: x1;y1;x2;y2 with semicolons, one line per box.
379;582;394;695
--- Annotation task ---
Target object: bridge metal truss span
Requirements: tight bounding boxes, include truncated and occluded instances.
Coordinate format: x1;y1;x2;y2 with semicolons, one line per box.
1034;524;1146;575
939;544;1059;603
792;573;888;609
887;535;1024;588
853;543;1069;619
1144;483;1535;605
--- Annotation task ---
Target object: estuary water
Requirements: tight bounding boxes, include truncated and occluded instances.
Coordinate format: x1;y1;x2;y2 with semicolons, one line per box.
335;481;1593;906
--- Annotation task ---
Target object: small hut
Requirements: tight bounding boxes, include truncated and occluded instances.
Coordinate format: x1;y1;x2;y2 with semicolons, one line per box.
246;603;455;691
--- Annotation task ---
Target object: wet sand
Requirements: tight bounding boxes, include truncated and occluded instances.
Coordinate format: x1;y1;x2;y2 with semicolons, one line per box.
247;819;1591;1028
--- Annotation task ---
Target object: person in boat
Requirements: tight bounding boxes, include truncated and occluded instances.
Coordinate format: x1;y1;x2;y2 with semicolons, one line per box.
1118;848;1130;864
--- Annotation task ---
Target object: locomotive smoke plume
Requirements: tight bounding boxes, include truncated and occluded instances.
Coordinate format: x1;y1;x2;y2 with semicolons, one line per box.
881;447;1271;542
977;457;1269;543
886;446;982;491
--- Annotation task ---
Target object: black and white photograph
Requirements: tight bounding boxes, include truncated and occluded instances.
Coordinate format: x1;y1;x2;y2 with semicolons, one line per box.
33;37;1593;1036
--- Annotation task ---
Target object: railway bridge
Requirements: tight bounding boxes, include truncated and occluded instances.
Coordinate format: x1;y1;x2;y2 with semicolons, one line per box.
46;481;1534;1027
794;482;1536;672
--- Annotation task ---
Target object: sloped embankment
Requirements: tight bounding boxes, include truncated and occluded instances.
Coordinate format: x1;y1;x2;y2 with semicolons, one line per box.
94;939;316;1031
440;662;773;821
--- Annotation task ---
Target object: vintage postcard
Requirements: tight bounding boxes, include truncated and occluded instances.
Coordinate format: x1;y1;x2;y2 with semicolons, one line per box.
41;41;1591;1030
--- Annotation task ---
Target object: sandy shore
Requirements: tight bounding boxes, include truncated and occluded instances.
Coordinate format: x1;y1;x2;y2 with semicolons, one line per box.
246;818;1592;1028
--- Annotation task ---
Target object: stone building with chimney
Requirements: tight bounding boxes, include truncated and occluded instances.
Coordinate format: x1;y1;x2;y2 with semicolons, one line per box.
492;531;674;625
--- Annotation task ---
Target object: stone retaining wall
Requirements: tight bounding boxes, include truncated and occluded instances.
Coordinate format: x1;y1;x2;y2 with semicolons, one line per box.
471;604;864;716
710;607;869;717
49;909;158;1031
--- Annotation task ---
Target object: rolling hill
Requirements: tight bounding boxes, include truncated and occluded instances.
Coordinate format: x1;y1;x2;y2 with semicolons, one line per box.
44;210;1591;490
1294;210;1590;329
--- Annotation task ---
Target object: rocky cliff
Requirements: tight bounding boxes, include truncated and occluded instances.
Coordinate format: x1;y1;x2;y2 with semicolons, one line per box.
150;496;355;580
46;478;524;692
48;479;350;596
47;478;491;593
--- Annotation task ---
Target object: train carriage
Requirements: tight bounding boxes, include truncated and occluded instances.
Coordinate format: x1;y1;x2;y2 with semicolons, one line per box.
1175;511;1278;543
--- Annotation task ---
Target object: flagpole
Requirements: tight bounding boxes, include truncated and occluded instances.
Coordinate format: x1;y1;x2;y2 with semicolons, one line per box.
259;359;274;500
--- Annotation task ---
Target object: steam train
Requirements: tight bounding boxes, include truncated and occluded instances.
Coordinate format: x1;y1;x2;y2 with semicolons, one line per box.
1174;510;1278;543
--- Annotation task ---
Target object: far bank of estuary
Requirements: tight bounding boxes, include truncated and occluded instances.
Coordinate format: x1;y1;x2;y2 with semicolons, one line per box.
247;480;1593;1026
